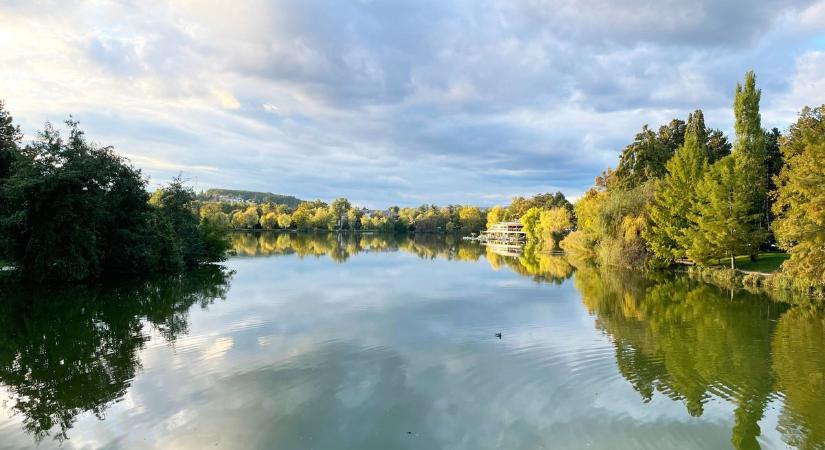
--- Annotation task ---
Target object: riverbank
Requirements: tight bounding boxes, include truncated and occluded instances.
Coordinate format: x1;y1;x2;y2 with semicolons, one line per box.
684;264;824;303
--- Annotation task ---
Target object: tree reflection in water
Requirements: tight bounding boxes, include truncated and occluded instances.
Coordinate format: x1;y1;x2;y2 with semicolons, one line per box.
3;233;824;449
572;264;825;450
0;266;233;443
231;231;573;283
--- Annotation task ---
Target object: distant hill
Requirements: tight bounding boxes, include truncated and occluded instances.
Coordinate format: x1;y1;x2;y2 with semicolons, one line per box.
199;189;302;208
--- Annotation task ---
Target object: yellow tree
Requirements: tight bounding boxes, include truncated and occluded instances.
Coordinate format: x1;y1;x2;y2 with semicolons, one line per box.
773;105;825;286
458;206;484;233
486;205;505;228
539;207;572;248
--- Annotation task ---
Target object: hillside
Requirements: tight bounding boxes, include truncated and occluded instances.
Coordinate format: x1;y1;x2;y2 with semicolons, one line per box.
199;189;302;208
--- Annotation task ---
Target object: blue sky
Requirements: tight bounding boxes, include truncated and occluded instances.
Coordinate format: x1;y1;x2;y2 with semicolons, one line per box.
1;0;824;207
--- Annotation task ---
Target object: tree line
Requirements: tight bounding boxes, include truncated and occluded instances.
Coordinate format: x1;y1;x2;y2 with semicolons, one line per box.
553;71;823;291
0;102;230;282
198;197;488;234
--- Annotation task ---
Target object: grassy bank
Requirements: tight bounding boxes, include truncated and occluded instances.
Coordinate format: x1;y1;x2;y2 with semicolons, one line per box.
704;252;789;273
686;259;824;303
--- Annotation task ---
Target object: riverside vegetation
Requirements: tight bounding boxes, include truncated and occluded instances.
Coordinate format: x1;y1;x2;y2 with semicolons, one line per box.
546;72;824;298
0;102;230;282
1;70;823;296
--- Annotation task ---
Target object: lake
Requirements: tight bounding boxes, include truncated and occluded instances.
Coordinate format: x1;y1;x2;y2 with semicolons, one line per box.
0;232;823;450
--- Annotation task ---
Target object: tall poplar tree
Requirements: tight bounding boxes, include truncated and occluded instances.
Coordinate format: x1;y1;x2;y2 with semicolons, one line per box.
733;71;769;250
686;72;769;267
647;110;708;260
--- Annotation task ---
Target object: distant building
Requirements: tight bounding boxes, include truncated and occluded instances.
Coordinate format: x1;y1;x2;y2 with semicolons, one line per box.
479;221;526;243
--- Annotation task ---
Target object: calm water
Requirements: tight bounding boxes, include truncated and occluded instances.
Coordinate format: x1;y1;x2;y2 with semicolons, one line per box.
0;233;823;450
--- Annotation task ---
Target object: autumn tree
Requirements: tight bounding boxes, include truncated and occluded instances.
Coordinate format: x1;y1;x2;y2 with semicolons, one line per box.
458;206;484;233
539;207;573;248
772;105;825;286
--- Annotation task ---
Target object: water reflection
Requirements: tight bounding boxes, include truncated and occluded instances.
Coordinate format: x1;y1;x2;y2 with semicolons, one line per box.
572;265;825;450
773;306;825;450
1;234;824;449
231;232;572;283
0;267;233;443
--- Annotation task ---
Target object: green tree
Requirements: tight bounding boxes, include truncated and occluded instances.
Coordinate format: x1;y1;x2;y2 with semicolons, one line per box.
330;198;351;229
151;176;227;267
705;129;732;163
0;101;23;260
647;110;708;261
772;105;825;286
733;71;769;248
615;120;685;189
688;154;765;267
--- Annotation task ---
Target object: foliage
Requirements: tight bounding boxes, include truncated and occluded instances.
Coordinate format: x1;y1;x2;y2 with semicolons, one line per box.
646;110;708;261
457;205;484;234
0;100;24;260
772;105;825;287
614;120;684;189
0;266;232;442
687;153;766;267
0;105;228;282
733;71;769;244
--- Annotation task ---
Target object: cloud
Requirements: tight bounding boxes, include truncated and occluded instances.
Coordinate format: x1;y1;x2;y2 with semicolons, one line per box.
1;0;824;206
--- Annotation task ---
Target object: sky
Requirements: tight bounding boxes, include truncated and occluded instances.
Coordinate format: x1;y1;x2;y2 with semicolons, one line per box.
1;0;824;207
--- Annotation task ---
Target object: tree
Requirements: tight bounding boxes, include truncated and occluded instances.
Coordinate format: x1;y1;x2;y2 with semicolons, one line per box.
230;205;259;229
277;213;292;229
486;206;505;228
0;101;23;260
520;207;543;241
539;207;573;248
291;205;313;231
346;208;361;230
688;154;765;268
16;121;152;280
772;105;825;286
330;198;351;229
647;110;708;261
733;71;769;249
705;128;732;163
615;120;685;189
260;212;279;229
458;206;484;233
151;176;226;267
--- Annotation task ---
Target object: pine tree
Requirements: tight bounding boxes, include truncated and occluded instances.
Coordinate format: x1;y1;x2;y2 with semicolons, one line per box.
688;153;765;268
646;110;708;261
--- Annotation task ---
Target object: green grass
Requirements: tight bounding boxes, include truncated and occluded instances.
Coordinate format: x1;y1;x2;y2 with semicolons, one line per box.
709;252;789;273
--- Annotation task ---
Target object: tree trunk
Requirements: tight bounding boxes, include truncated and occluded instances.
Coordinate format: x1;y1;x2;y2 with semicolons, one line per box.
730;254;736;270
